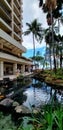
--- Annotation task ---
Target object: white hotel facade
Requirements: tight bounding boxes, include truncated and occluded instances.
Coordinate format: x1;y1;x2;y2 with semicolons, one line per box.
0;0;32;78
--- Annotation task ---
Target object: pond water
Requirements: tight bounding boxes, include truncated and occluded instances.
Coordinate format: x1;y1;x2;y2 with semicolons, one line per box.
0;78;63;109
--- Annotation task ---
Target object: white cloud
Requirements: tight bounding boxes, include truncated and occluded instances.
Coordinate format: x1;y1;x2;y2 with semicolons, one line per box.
32;1;40;18
23;0;47;49
23;36;46;49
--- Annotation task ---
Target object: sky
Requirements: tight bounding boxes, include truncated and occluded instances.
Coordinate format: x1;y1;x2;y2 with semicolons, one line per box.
22;0;63;58
22;0;48;57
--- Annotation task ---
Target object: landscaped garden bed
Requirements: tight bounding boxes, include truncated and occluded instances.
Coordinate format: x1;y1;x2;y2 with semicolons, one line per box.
33;69;63;88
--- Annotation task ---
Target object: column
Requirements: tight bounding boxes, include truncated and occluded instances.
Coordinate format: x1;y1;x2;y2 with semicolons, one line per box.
21;65;25;73
0;43;3;49
13;63;17;74
28;65;31;72
0;61;4;77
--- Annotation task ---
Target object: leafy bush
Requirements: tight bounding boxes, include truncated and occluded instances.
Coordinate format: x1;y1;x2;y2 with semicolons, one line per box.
56;75;63;79
45;77;52;82
0;103;63;130
17;103;63;130
0;112;16;130
17;74;24;79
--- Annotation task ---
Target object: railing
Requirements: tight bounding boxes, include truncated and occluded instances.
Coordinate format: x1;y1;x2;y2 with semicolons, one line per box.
6;0;11;6
0;3;11;19
14;0;20;9
14;31;21;39
14;22;21;32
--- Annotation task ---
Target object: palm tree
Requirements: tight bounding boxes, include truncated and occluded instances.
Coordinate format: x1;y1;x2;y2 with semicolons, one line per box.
44;0;57;72
24;19;42;64
45;0;57;11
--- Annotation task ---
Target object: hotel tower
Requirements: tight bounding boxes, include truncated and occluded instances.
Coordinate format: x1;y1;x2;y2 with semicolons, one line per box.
0;0;32;78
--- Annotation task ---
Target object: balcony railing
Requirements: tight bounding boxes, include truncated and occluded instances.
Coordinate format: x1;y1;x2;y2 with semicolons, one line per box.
14;31;21;39
14;0;20;9
0;18;12;31
14;2;20;14
0;3;11;19
14;22;21;32
6;0;11;6
14;12;21;25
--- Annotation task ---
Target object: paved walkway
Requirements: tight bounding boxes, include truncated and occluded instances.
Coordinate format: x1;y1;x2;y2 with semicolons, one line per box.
0;72;33;81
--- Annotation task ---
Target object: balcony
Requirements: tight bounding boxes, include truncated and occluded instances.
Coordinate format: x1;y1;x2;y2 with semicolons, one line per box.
13;3;20;18
14;0;21;10
0;5;11;21
1;0;12;11
14;22;21;32
14;12;21;26
0;29;26;53
0;18;12;33
13;31;21;42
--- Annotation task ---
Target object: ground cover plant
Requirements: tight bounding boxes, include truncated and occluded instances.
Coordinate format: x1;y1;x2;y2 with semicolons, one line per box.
33;68;63;87
0;100;63;130
19;101;63;130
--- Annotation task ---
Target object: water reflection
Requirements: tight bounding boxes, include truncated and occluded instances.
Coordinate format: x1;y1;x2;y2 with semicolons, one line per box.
0;78;63;108
23;79;63;109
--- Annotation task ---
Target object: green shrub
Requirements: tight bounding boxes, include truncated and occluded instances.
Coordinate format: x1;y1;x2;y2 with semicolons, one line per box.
0;112;16;130
17;74;24;79
45;77;52;82
56;75;63;79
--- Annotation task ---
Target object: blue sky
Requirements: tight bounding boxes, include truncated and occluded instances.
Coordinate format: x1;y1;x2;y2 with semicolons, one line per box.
22;0;48;58
23;47;46;58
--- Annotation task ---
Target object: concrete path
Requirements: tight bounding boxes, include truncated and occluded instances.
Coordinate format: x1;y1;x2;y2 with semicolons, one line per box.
0;72;33;81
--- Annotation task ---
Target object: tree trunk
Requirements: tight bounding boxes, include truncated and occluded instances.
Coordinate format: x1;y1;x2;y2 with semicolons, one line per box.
51;8;56;72
53;55;56;73
49;46;52;69
33;34;35;67
60;53;62;69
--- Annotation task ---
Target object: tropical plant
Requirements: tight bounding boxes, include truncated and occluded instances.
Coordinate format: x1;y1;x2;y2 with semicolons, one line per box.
39;0;63;71
24;19;43;64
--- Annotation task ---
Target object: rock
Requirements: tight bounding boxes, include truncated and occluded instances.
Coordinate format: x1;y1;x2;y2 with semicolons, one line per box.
15;105;31;114
12;101;20;107
15;106;22;113
6;91;14;98
0;98;13;107
32;108;41;114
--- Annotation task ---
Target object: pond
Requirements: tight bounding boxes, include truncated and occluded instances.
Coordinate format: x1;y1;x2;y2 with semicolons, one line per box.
1;78;63;130
0;77;63;109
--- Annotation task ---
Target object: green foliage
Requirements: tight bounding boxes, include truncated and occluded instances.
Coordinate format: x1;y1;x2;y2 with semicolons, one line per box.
0;112;16;130
24;19;43;58
0;103;63;130
54;105;63;130
45;77;52;82
17;74;24;79
56;75;63;79
18;124;33;130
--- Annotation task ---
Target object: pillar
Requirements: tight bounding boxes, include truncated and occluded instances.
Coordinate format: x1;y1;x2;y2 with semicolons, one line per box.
0;43;3;49
0;61;4;77
28;65;31;72
13;63;17;74
21;65;25;73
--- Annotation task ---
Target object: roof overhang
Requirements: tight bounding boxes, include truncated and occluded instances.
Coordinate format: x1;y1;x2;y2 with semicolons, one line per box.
0;52;33;65
0;29;26;53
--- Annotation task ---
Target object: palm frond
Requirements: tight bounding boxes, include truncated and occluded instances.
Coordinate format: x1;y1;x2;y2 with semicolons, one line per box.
23;30;31;35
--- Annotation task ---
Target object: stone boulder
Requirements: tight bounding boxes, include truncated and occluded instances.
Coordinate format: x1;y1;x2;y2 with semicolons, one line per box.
0;98;13;107
12;101;20;107
15;105;31;115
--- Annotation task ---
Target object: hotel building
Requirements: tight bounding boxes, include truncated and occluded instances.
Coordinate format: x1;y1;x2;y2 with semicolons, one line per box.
0;0;32;78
